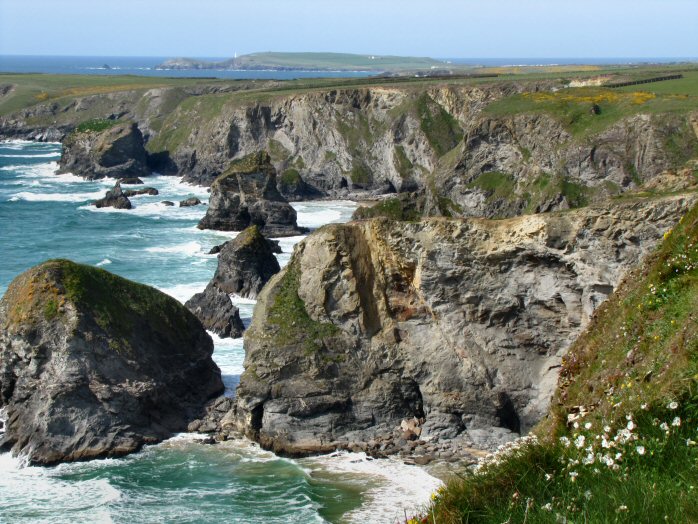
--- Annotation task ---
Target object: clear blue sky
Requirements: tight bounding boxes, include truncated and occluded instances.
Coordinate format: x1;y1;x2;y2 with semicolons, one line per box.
0;0;696;58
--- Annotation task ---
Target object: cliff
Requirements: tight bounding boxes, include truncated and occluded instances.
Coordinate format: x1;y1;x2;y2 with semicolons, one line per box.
0;260;223;465
230;194;695;455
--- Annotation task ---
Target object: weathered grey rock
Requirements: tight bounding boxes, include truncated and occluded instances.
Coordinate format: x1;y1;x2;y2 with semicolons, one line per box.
58;122;150;180
197;152;307;237
118;177;144;185
0;259;223;465
230;194;695;455
180;197;202;207
185;284;244;338
94;182;132;209
162;201;175;206
210;225;281;299
123;187;158;197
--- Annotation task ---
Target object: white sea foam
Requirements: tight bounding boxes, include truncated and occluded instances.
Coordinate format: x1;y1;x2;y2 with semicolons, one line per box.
305;451;443;524
96;259;112;266
0;153;61;158
9;189;105;202
145;241;203;256
158;282;207;303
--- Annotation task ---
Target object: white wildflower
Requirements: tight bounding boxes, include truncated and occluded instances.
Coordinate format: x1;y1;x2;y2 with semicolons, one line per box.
584;422;592;430
574;435;586;449
569;471;578;482
636;445;646;455
560;436;571;448
660;422;669;431
627;420;636;431
672;417;681;427
668;401;678;410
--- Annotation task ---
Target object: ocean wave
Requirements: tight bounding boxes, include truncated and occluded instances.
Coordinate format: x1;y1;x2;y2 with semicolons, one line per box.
96;259;112;267
9;189;105;202
157;282;207;303
0;153;61;158
305;451;443;523
145;241;203;256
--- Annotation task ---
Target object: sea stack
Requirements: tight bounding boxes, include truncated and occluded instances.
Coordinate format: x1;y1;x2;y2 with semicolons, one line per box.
0;259;223;465
197;151;307;237
58;121;150;180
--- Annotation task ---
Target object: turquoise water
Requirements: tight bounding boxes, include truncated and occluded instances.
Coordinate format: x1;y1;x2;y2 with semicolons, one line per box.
0;141;441;523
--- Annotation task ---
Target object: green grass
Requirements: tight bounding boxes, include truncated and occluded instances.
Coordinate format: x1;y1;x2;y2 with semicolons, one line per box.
352;197;421;221
267;260;339;354
484;87;698;138
75;118;120;133
420;201;698;524
279;168;301;185
415;93;463;157
393;145;414;179
616;71;698;96
467;171;516;199
349;162;372;186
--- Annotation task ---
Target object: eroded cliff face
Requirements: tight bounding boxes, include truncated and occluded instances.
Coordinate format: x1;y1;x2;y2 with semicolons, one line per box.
2;81;695;213
231;194;695;455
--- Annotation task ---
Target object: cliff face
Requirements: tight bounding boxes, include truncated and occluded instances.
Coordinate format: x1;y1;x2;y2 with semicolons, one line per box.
2;82;695;212
231;194;695;455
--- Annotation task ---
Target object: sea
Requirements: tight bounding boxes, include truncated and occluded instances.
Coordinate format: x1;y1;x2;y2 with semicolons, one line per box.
1;55;695;81
0;140;442;523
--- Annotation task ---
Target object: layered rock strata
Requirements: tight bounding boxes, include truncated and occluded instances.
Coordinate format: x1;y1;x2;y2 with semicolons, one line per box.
230;194;695;455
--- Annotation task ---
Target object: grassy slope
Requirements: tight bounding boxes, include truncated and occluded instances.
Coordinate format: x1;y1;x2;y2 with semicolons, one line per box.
419;202;698;523
233;52;446;71
484;70;698;138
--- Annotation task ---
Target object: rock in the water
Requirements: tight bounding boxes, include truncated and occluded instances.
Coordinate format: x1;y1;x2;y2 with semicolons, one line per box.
211;225;281;299
0;259;223;465
118;177;144;185
123;187;158;197
58;122;150;180
180;197;202;207
162;201;175;206
94;182;132;209
197;151;307;237
185;284;244;338
231;194;695;456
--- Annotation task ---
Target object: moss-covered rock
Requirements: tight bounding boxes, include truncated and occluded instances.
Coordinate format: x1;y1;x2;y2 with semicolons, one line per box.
0;259;223;465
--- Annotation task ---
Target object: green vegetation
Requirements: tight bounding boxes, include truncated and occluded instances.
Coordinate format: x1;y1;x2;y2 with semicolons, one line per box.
167;52;448;72
267;261;339;354
353;197;421;222
75;118;120;133
420;202;698;523
393;145;414;179
267;138;292;162
43;298;58;321
467;171;516;200
350;162;372;186
416;93;463;157
484;86;698;138
279;168;302;186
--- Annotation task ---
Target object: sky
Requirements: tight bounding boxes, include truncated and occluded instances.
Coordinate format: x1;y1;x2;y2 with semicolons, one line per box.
0;0;696;58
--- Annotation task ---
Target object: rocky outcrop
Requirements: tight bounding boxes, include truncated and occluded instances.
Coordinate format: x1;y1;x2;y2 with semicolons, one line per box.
185;284;244;338
94;182;132;209
210;225;281;299
0;260;223;465
58;122;150;180
180;197;202;207
123;187;158;197
230;194;695;455
197;152;306;237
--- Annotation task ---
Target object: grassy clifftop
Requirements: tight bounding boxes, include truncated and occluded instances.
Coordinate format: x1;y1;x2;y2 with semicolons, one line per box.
419;202;698;523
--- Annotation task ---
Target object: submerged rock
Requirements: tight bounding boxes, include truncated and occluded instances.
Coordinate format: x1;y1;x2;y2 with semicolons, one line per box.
197;152;306;237
230;194;695;456
0;259;223;465
118;177;144;185
93;182;132;209
185;284;244;339
180;197;202;207
58;122;150;180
